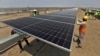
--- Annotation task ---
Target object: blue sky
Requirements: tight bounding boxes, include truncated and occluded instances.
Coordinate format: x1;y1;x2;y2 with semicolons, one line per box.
0;0;99;8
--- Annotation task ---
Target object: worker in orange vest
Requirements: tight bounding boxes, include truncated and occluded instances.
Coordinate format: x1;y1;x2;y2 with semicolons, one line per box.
76;17;88;48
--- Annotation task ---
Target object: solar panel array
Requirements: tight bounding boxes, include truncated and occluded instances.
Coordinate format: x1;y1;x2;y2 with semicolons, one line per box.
3;8;77;52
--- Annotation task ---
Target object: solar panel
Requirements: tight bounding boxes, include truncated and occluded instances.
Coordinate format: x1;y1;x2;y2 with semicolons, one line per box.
21;21;74;49
32;15;76;24
34;15;53;19
3;8;78;52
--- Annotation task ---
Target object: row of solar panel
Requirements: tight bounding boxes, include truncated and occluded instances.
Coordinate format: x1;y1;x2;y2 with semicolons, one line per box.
4;20;74;49
5;15;76;26
33;15;76;24
3;8;77;51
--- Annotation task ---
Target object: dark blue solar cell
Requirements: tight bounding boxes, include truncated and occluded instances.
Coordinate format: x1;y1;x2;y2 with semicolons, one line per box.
6;22;25;29
37;33;46;38
42;34;50;39
29;30;38;35
44;30;50;33
56;33;62;37
21;28;30;32
47;36;54;41
67;35;73;41
35;15;52;19
64;30;69;33
47;30;54;34
34;31;41;36
22;28;38;36
63;41;71;49
57;39;64;46
50;17;75;24
61;34;67;39
52;32;58;36
60;29;65;32
52;37;59;43
69;30;73;34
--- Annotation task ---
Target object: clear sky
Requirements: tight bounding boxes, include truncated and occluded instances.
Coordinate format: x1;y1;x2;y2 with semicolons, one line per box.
0;0;100;8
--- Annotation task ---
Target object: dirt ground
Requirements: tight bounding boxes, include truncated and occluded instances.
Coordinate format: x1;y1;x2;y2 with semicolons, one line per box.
0;9;100;56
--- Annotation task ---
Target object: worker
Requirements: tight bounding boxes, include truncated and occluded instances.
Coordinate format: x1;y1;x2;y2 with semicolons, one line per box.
32;9;39;16
94;11;99;20
88;9;92;15
85;9;92;15
76;17;88;48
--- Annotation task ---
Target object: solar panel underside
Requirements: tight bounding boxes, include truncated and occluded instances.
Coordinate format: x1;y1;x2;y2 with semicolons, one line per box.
3;8;77;52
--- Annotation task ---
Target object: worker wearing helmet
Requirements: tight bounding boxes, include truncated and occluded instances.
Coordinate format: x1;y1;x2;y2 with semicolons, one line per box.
98;11;100;19
83;15;89;20
85;9;92;16
76;17;88;48
94;11;99;19
32;9;39;16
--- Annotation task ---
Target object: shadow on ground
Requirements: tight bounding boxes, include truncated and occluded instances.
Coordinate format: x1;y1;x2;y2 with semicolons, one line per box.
23;39;70;56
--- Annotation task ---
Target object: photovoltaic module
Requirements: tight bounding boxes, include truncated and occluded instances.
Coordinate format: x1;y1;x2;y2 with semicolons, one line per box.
3;8;78;52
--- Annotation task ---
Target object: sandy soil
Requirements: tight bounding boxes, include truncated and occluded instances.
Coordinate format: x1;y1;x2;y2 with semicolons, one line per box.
0;9;100;56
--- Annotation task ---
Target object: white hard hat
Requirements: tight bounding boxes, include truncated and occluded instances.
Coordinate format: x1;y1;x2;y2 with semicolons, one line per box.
33;9;37;11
